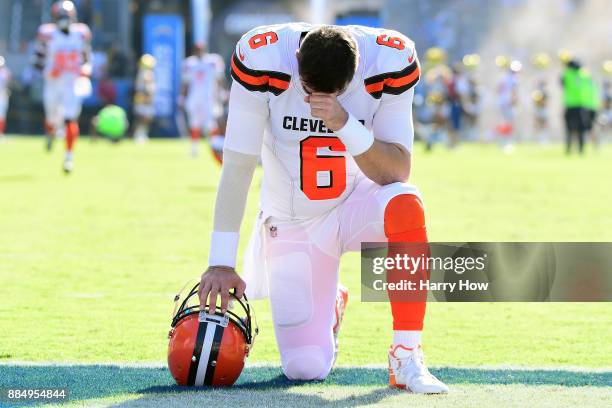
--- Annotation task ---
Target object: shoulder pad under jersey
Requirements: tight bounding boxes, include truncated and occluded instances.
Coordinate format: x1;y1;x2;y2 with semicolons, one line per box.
183;55;197;68
205;53;225;69
230;24;294;96
37;23;56;42
71;23;92;42
358;27;420;99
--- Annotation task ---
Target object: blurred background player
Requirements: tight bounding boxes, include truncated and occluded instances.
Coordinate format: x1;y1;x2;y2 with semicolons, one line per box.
33;0;92;172
531;53;551;144
422;47;451;151
461;54;481;142
132;54;156;144
532;80;549;144
495;56;520;152
598;71;612;141
447;62;469;148
0;56;10;140
561;58;586;155
179;43;226;159
580;69;600;149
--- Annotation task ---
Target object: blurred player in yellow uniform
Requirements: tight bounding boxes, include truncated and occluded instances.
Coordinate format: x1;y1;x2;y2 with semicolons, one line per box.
599;80;612;141
495;56;520;152
461;54;481;141
133;54;156;144
531;53;551;144
422;48;451;150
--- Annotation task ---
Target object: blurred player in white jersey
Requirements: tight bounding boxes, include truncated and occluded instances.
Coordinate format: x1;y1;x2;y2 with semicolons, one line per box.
179;43;226;159
199;24;448;393
495;57;520;151
0;56;11;139
33;0;92;172
133;54;156;144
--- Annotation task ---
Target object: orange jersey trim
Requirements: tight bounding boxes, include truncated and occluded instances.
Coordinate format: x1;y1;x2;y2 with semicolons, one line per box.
364;61;421;99
230;53;290;95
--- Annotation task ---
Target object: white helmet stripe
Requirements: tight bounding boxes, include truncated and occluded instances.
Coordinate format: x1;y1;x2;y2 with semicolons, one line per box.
194;323;217;386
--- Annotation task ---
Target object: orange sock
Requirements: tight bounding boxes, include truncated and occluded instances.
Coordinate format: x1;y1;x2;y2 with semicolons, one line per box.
65;121;79;152
0;119;5;134
208;127;220;137
190;128;201;141
44;121;55;136
384;194;428;331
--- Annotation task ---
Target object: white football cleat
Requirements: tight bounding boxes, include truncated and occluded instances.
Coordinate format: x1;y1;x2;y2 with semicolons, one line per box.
63;156;74;174
388;344;449;394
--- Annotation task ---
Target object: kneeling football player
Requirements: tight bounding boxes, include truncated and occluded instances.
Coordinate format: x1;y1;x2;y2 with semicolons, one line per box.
200;23;448;393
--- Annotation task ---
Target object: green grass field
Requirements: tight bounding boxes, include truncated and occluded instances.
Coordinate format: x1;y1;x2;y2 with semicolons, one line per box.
0;136;611;406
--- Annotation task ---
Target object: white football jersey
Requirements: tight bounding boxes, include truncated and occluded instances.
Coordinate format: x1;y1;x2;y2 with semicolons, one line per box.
226;23;420;220
37;23;91;79
182;54;225;101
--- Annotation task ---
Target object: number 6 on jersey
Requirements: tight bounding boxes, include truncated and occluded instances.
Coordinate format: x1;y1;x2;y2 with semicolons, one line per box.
300;136;347;200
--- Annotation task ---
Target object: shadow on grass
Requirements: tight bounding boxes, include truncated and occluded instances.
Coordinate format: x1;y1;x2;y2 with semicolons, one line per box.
0;364;609;406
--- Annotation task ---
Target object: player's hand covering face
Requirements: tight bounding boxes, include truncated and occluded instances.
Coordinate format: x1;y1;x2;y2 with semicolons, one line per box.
304;92;349;132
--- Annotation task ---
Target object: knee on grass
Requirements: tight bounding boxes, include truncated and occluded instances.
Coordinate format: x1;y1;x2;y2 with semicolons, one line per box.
281;345;333;381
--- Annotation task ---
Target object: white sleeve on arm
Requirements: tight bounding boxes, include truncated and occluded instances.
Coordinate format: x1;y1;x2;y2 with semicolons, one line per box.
208;81;269;268
371;88;415;153
223;80;269;155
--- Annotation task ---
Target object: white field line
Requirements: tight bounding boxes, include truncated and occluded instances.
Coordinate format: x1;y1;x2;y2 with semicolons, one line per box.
0;361;610;373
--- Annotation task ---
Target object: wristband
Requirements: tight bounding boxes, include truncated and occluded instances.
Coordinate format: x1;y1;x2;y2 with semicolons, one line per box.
209;231;239;268
334;114;375;156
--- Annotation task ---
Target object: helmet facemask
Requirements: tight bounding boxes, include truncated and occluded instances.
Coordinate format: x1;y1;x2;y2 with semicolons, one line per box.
170;281;257;348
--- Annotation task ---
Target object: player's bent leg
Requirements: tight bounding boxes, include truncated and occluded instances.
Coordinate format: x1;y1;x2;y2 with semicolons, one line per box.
267;222;339;381
383;189;448;393
282;345;330;381
384;191;428;334
338;180;447;393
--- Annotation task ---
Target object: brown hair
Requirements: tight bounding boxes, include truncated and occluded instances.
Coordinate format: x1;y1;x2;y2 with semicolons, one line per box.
297;26;358;93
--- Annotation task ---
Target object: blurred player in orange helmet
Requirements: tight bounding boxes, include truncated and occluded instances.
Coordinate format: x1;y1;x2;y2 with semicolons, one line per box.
133;54;156;144
33;0;92;172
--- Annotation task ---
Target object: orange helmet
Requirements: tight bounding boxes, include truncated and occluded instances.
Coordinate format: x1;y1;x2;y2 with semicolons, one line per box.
52;1;77;29
167;281;257;387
